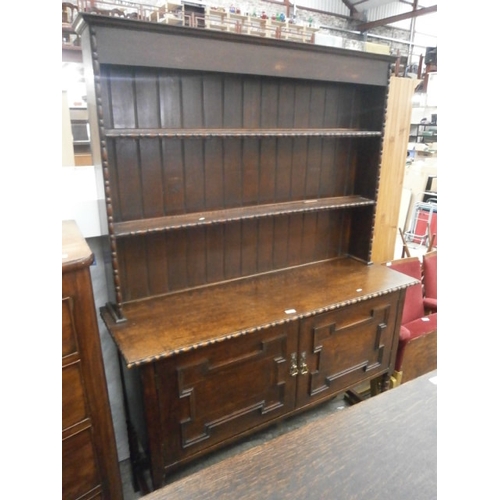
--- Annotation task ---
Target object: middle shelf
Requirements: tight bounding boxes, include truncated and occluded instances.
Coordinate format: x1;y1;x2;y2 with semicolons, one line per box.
113;195;375;236
104;128;382;139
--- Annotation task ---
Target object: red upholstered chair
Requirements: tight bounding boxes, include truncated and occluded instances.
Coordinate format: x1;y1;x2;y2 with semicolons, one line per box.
422;250;437;313
386;256;437;387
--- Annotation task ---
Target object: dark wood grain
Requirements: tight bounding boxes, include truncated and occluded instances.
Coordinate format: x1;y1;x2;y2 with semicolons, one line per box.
102;258;416;368
143;371;437;500
62;221;123;500
77;14;408;492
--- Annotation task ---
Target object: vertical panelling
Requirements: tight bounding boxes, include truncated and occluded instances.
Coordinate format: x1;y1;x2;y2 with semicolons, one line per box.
337;85;356;128
206;224;225;283
317;138;336;198
202;74;224;128
204;138;225;211
139;138;164;218
241;219;258;277
304;138;323;198
159;72;182;128
135;68;160;128
293;83;311;128
300;212;319;262
242;138;260;205
118;211;346;300
257;218;274;274
277;81;295;127
323;85;340;128
115;138;143;221
108;67;381;301
223;221;242;280
181;74;204;127
108;66;136;128
290;137;308;200
243;77;261;128
183;138;205;211
146;232;169;297
275;138;293;202
354;136;381;199
334;139;354;196
118;237;150;301
223;75;243;127
223;139;243;207
309;84;327;128
260;79;279;129
315;211;333;261
272;216;290;269
186;227;207;287
162;138;185;215
287;213;304;267
166;231;188;291
258;138;277;204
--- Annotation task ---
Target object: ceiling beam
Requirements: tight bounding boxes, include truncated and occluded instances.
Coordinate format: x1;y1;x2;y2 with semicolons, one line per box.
356;4;437;31
341;0;359;15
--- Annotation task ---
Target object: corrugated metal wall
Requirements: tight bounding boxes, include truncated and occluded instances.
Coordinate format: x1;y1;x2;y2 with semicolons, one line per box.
296;0;350;16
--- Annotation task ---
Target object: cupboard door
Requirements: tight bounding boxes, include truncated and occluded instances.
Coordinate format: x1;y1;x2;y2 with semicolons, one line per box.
296;293;401;407
154;322;299;466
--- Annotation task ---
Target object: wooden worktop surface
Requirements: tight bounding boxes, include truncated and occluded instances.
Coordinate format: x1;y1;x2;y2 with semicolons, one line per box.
102;258;416;367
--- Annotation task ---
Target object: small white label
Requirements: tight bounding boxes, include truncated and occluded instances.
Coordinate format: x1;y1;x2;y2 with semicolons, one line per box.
199;217;206;221
285;309;297;314
421;317;430;321
356;288;362;292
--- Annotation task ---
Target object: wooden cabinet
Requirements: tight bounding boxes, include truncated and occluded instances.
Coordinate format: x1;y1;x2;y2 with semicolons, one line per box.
75;14;416;491
62;221;123;500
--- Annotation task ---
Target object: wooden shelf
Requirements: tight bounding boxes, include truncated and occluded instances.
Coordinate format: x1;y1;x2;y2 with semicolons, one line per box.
104;128;382;139
112;196;375;236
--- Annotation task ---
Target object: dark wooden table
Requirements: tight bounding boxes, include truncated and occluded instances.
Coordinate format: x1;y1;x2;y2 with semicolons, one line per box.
143;371;437;500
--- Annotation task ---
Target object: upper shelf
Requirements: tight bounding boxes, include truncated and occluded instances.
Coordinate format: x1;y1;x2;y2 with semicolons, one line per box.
113;195;375;236
104;128;382;139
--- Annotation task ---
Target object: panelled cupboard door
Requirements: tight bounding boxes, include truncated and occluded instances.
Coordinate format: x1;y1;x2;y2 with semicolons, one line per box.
154;323;299;465
296;292;402;408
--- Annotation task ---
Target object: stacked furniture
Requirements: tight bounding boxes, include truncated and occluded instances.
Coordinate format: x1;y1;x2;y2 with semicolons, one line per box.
75;13;416;491
62;220;123;500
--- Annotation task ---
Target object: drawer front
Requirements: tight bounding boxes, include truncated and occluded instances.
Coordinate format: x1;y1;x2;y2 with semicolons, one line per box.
297;292;401;406
62;427;101;500
62;297;78;358
154;323;299;464
62;361;88;431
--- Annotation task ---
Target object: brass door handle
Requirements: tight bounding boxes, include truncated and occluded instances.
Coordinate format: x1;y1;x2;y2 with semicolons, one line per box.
290;353;298;377
299;352;308;375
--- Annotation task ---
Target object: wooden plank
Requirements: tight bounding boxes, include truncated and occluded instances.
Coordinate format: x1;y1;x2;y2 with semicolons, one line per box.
372;76;419;263
76;14;394;86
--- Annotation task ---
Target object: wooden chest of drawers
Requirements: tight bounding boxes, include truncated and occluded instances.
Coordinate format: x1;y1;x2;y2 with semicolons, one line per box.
62;220;123;500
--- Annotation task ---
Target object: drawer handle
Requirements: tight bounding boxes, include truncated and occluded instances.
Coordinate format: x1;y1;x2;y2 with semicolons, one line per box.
290;353;299;377
299;352;308;375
